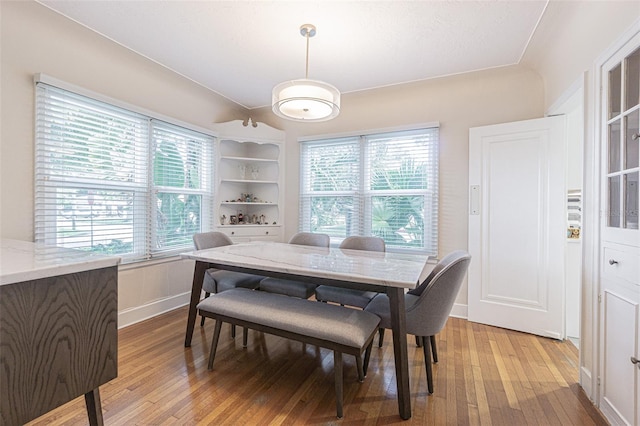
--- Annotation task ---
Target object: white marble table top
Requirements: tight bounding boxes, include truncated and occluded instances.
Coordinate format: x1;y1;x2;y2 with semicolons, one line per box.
181;241;430;289
1;239;121;285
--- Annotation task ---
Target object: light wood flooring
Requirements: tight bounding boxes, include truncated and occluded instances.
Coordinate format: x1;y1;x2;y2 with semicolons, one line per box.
27;306;606;425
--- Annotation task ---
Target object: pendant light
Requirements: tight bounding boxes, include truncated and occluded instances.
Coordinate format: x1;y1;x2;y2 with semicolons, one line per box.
272;24;340;122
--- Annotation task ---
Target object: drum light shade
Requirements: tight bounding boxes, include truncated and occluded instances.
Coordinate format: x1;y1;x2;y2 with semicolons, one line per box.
272;78;340;122
272;24;340;122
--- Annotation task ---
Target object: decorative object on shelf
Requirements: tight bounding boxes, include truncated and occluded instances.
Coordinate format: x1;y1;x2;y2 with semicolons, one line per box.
237;164;247;180
242;117;258;128
272;24;340;122
260;214;266;224
250;165;260;180
230;215;238;225
238;213;244;223
220;214;226;225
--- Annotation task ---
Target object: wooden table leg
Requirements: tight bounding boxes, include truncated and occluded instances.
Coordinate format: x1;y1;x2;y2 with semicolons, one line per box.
185;261;207;347
84;388;104;426
388;287;411;420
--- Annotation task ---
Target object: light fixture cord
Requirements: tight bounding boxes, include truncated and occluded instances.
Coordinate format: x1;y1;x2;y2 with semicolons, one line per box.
305;30;310;79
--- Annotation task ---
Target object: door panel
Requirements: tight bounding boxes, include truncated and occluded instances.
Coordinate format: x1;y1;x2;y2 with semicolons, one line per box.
469;116;566;338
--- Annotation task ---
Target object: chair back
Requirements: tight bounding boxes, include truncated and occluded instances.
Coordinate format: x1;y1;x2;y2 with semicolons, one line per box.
288;232;330;247
406;250;471;337
408;250;464;296
193;231;234;250
339;236;385;252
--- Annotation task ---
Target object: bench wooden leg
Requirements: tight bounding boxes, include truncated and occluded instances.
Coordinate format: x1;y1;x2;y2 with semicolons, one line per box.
334;350;343;419
242;327;248;347
363;341;374;376
355;355;364;383
231;324;236;338
208;320;223;370
378;328;385;347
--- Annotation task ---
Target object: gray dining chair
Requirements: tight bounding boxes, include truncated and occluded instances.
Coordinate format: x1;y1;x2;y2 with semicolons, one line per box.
314;236;385;308
364;250;471;394
193;232;263;333
259;232;330;298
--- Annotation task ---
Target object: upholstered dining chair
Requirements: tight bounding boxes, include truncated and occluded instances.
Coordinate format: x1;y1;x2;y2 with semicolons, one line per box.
314;236;386;308
259;232;330;298
364;250;471;394
193;232;263;333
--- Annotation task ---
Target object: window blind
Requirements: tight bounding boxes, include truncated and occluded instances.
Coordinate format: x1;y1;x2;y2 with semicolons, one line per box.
151;120;214;257
35;82;215;263
300;127;439;255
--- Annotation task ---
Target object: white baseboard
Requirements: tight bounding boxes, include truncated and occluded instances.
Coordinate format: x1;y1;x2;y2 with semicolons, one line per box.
118;292;191;329
600;397;626;426
450;302;468;319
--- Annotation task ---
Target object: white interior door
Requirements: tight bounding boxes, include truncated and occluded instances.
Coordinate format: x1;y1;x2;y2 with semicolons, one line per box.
468;116;567;339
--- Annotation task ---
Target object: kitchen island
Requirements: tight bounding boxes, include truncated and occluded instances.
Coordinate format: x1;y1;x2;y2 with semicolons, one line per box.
0;239;120;426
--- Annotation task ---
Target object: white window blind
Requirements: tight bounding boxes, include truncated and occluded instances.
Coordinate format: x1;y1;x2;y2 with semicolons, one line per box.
35;82;215;263
300;127;439;255
151;120;214;257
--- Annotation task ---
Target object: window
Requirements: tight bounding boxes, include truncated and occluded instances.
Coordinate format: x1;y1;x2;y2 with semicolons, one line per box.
35;81;214;263
300;127;438;254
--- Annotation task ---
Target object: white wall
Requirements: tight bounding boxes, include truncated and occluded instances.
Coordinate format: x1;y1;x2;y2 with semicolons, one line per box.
0;1;249;327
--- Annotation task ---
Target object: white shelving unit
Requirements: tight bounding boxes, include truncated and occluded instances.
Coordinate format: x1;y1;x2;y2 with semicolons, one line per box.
213;120;284;242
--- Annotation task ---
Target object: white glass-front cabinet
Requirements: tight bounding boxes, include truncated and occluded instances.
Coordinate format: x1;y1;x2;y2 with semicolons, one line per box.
599;37;640;426
213;120;284;242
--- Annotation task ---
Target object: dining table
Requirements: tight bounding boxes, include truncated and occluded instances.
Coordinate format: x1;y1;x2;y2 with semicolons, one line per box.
181;240;430;420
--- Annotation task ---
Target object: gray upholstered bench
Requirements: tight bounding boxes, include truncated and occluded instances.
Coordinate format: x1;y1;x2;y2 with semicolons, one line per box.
197;288;380;418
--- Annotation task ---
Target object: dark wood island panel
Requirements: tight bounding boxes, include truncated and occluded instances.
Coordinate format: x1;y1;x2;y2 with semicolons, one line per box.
0;266;118;426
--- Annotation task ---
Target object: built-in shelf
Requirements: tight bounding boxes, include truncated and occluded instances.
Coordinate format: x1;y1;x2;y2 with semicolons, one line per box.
213;120;284;241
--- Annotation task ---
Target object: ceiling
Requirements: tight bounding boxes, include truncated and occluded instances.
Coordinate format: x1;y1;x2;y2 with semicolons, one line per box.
37;0;549;111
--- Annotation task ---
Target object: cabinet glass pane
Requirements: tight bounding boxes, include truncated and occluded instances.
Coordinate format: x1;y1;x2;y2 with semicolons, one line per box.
624;47;640;111
609;63;622;118
609;175;621;228
625;172;639;229
609;120;621;172
625;110;639;169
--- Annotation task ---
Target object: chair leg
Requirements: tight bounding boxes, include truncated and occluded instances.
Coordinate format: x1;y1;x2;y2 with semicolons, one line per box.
430;335;438;363
355;355;364;382
207;319;223;370
200;292;210;326
334;351;343;419
242;327;248;347
422;336;434;394
416;335;422;347
363;341;374;376
378;328;385;347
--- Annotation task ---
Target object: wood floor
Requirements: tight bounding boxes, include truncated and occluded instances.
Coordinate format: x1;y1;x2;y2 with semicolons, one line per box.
27;306;606;425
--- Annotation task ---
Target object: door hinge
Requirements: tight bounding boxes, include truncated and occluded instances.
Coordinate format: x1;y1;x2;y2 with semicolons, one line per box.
597;377;601;386
598;294;602;303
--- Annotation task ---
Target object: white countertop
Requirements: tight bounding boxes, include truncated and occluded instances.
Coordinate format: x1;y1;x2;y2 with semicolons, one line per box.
181;241;430;289
0;239;121;285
